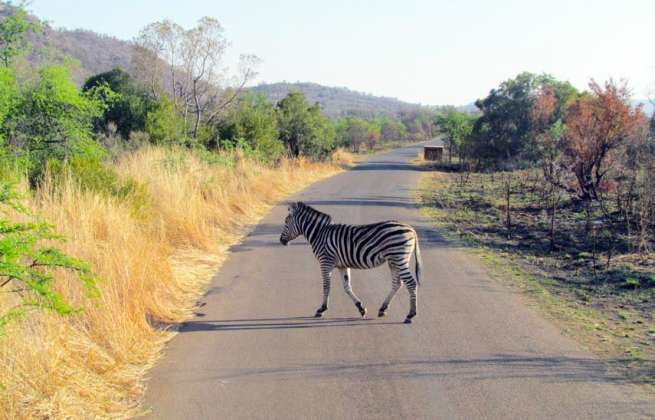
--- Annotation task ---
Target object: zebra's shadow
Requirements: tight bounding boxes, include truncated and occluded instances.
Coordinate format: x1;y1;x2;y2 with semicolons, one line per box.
178;316;402;332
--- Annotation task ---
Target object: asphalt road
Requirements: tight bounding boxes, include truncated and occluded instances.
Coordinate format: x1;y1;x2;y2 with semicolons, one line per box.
144;144;654;419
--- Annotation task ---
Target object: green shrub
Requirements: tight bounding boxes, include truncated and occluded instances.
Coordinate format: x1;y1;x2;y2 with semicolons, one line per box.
83;67;154;139
624;277;640;289
2;65;105;185
47;141;149;211
145;96;186;145
213;93;284;162
0;182;99;332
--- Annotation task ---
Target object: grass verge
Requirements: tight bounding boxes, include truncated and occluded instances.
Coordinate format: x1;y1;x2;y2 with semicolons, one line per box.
0;146;344;419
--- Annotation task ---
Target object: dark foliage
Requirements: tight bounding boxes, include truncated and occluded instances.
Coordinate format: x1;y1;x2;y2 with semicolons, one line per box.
83;67;154;139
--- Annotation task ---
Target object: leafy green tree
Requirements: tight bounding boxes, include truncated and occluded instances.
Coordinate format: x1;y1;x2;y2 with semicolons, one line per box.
0;182;98;331
0;67;17;148
435;109;475;163
2;65;104;182
304;105;336;158
145;95;185;145
276;91;309;157
338;117;369;152
83;67;154;139
471;72;538;164
469;72;578;167
379;117;406;142
214;93;283;160
365;121;381;150
0;2;39;67
276;91;335;158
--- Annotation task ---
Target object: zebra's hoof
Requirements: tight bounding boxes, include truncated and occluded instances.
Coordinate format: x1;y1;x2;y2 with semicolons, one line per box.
403;317;413;324
355;302;366;317
314;311;323;318
378;311;386;318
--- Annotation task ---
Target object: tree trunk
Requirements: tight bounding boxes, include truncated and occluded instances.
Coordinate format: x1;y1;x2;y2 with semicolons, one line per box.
606;227;615;269
290;136;300;157
192;80;201;139
505;174;511;239
549;190;557;250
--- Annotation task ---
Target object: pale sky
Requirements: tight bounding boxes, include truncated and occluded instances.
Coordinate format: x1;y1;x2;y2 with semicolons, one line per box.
30;0;655;106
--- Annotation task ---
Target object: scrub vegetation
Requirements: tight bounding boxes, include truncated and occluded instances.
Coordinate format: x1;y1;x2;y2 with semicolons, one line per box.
419;72;654;387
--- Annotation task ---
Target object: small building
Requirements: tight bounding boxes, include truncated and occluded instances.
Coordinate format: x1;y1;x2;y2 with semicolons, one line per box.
423;138;445;161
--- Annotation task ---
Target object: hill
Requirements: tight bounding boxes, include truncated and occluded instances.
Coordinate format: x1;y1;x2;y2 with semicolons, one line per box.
33;28;132;83
1;3;455;117
0;1;132;84
250;82;427;118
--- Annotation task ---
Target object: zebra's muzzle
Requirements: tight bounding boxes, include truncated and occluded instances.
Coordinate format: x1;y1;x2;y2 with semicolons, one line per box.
280;237;288;246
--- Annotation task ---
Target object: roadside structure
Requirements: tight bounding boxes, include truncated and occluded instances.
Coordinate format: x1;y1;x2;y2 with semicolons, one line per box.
423;138;445;161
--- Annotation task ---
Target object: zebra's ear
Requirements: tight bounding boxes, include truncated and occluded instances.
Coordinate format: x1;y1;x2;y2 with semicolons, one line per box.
288;201;305;214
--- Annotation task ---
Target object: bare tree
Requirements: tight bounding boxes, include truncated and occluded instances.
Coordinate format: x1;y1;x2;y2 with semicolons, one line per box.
531;86;573;249
132;22;175;99
131;17;259;139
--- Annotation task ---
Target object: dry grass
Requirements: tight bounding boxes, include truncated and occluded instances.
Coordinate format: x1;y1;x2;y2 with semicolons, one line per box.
0;147;341;419
330;148;354;167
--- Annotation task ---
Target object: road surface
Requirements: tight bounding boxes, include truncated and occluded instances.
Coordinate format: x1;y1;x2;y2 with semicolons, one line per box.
145;145;654;419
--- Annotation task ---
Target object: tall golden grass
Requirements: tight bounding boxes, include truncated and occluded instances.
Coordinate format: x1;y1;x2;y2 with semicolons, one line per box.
330;147;355;166
0;146;343;419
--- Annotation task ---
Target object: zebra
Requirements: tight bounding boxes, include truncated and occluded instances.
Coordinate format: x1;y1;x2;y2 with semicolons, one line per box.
279;202;422;324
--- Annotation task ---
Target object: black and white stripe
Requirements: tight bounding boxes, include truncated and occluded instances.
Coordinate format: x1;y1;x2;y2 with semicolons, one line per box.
279;202;422;324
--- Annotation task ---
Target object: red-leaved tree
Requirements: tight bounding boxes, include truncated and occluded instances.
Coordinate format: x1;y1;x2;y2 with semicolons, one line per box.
564;80;648;201
532;85;568;249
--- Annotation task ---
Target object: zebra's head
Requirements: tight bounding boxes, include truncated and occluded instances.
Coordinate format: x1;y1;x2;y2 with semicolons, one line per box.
279;202;303;246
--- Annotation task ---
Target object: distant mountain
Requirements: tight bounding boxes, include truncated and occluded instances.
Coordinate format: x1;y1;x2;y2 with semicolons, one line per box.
0;2;132;84
33;28;132;84
250;82;428;118
3;2;466;118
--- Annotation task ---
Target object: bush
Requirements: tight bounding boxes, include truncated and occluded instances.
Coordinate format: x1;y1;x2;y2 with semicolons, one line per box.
145;96;186;145
46;140;149;210
2;65;105;185
0;181;99;331
276;91;337;159
624;277;640;289
0;67;18;147
83;68;154;139
213;94;284;162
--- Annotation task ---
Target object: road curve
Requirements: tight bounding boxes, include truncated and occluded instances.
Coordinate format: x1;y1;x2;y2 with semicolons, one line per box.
144;145;654;419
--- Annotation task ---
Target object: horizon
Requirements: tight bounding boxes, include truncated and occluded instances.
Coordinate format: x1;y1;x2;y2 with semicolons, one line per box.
26;0;655;106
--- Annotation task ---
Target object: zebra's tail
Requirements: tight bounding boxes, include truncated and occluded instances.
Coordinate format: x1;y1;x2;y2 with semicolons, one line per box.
414;231;422;286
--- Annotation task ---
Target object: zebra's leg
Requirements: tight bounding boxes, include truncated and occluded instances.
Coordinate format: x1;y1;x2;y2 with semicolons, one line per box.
378;262;402;317
340;267;366;317
314;260;334;318
399;266;418;324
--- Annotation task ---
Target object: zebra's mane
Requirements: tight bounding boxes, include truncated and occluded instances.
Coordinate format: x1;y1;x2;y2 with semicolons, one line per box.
295;202;332;225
